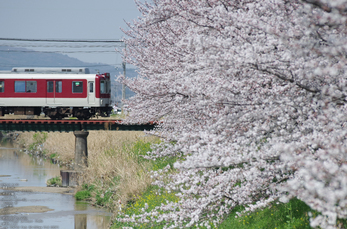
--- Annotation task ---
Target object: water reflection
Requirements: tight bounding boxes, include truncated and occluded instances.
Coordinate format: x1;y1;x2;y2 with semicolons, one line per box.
0;147;112;229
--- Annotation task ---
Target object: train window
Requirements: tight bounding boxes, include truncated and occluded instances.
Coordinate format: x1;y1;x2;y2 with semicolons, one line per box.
15;81;26;92
26;81;37;93
48;81;62;93
89;82;94;93
15;81;37;93
72;81;83;93
47;81;54;93
56;81;62;93
0;81;4;93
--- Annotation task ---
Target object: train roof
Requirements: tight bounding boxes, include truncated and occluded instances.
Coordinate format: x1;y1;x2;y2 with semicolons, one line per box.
0;73;109;80
2;67;91;74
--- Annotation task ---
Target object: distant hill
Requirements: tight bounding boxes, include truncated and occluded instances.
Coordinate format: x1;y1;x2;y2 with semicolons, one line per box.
0;46;136;104
0;46;88;69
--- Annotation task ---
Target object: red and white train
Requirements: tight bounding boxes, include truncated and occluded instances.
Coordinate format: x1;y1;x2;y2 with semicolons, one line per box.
0;67;112;119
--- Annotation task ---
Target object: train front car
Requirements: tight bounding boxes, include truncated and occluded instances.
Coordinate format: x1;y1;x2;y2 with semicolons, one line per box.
48;72;113;120
94;73;112;118
0;71;113;120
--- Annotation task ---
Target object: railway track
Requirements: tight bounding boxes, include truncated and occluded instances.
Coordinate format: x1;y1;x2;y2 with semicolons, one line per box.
0;119;156;132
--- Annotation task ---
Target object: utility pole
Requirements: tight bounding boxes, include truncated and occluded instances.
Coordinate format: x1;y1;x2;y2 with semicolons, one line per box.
121;43;126;110
122;61;126;103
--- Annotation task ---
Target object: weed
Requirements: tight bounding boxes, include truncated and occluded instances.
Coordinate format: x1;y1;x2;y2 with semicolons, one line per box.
33;132;47;145
46;176;62;187
96;190;114;206
130;139;178;171
75;190;92;201
42;149;49;156
75;184;95;201
49;153;57;159
27;132;48;152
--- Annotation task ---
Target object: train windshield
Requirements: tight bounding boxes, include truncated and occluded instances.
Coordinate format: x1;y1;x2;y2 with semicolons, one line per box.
100;80;110;94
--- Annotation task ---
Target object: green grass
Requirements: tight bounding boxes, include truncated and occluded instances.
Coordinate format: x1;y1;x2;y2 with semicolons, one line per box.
95;190;114;206
219;198;312;229
75;190;92;201
75;184;95;201
46;176;62;186
114;197;316;229
112;185;179;229
49;153;57;158
130;140;178;171
33;132;47;144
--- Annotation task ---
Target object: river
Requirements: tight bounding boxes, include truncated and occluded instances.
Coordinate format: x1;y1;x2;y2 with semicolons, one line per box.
0;146;112;229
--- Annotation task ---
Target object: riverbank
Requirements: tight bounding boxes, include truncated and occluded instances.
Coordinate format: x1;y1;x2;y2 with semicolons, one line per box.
10;131;158;213
6;186;74;195
0;206;54;215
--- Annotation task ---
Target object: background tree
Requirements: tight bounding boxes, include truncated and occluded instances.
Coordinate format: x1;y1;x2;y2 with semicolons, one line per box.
120;0;347;228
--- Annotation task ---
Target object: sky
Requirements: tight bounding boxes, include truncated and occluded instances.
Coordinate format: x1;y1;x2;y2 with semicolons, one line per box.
0;0;142;66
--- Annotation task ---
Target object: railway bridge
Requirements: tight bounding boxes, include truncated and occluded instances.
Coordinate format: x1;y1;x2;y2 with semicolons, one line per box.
0;119;156;186
0;119;154;132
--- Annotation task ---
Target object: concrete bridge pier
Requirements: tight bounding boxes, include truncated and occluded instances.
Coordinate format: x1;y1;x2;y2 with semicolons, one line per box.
60;130;89;187
74;130;89;170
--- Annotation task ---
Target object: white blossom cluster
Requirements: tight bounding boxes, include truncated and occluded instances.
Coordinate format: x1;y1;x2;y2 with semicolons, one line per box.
119;0;347;228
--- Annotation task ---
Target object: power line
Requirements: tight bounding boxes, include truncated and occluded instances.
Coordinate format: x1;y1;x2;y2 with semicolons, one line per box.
0;38;124;43
0;63;118;68
1;44;123;48
0;50;117;53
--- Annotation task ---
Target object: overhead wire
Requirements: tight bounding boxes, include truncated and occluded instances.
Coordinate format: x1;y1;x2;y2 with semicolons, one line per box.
0;37;127;66
0;37;125;53
0;50;117;53
0;63;118;67
0;38;124;43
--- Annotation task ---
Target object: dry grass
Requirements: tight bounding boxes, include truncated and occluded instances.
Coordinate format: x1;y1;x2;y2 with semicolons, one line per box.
82;131;156;210
16;131;150;163
16;131;75;162
82;146;153;211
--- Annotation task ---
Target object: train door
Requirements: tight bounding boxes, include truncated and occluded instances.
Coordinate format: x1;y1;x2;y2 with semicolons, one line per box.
88;81;95;104
46;80;62;105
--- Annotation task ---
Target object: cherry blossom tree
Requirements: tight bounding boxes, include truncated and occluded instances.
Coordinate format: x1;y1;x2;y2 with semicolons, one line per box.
119;0;347;228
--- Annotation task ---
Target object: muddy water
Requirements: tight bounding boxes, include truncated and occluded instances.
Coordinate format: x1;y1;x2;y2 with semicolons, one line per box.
0;147;112;229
